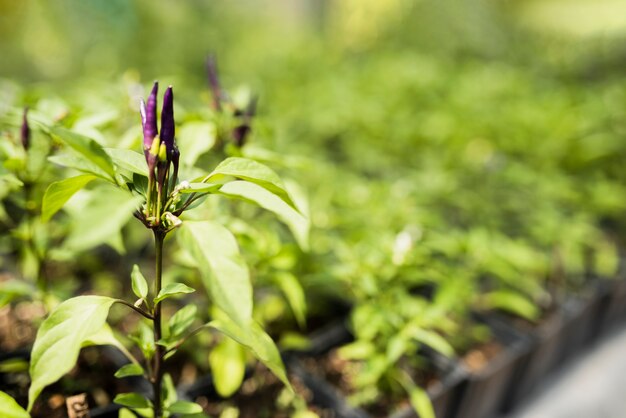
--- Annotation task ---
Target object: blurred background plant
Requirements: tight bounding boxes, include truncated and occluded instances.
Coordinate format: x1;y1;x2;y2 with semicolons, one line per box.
1;0;626;416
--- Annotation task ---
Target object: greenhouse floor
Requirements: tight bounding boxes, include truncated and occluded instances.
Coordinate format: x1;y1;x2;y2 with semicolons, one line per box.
504;323;626;418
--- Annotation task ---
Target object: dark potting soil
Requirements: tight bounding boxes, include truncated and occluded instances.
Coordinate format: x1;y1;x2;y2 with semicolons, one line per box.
189;363;337;418
298;348;439;418
461;340;503;373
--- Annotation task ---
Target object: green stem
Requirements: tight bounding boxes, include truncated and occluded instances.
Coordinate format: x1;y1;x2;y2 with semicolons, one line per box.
152;230;165;418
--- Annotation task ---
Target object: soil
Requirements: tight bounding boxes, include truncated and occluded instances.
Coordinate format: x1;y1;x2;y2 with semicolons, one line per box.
299;349;440;418
190;363;337;418
462;341;503;373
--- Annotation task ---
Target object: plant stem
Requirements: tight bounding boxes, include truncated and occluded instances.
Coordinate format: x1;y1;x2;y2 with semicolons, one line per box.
152;230;165;418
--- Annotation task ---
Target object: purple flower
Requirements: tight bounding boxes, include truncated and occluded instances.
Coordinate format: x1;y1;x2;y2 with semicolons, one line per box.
20;107;30;150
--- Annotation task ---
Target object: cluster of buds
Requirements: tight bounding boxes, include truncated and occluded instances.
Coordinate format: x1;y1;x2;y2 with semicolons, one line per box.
206;56;257;148
140;82;180;228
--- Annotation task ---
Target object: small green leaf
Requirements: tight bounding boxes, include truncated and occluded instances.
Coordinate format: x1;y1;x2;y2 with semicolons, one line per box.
203;157;296;208
50;127;116;180
105;148;148;176
179;182;222;194
0;390;29;418
169;305;198;338
218;181;309;250
114;363;144;378
118;408;136;418
154;283;195;304
41;174;98;222
409;328;454;357
208;313;291;391
28;296;116;411
179;221;252;327
482;290;540;321
131;265;149;300
114;393;152;409
167;400;204;414
0;280;35;308
209;337;246;397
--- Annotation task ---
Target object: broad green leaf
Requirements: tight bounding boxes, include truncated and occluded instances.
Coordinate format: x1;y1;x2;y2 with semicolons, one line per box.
218;181;309;250
177;121;217;167
274;272;307;327
41;174;97;222
50;127;116;180
202;157;296;208
208;314;291;391
105;148;148;176
209;336;246;397
167;400;204;414
48;154;112;181
338;341;376;360
178;221;252;327
63;189;143;252
28;296;116;411
113;393;152;409
131;265;149;300
115;363;144;378
0;391;29;418
482;290;540;321
154;282;195;304
168;305;198;338
409;327;454;357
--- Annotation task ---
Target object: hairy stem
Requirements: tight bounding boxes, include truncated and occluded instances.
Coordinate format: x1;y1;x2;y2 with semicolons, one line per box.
152;230;165;418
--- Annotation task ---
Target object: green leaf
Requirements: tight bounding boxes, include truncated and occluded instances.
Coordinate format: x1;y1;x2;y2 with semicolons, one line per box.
0;391;29;418
179;182;222;194
105;148;148;176
48;154;113;181
218;181;309;250
167;400;204;414
63;188;143;253
209;336;246;397
113;393;152;409
41;174;97;222
168;305;198;338
274;272;307;327
481;290;540;321
409;327;454;357
408;385;435;418
208;314;291;391
131;265;149;300
118;408;137;418
179;221;252;327
115;363;144;378
0;280;35;308
154;282;195;304
28;296;116;411
50;127;116;180
202;157;296;208
177;121;216;167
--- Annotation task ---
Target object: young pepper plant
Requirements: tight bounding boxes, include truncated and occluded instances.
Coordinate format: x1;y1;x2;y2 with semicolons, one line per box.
27;82;301;417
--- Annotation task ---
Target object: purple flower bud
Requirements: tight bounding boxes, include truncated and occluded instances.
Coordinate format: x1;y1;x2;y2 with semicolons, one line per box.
206;55;224;111
160;86;175;157
20;107;30;150
141;82;159;153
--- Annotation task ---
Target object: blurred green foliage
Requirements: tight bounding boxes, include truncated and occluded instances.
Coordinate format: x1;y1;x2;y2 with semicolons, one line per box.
2;0;626;414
